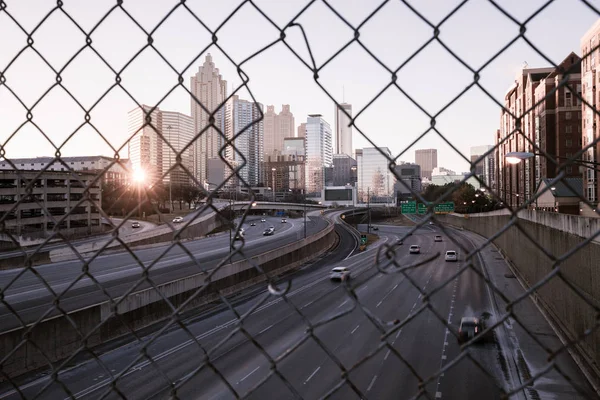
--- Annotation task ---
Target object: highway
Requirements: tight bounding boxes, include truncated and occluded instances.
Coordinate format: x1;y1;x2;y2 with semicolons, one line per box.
0;214;327;332
0;216;594;399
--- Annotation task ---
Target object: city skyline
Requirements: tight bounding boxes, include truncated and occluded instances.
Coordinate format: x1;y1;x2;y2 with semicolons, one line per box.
2;2;598;175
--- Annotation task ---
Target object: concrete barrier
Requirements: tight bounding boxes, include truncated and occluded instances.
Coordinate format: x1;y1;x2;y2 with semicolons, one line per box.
435;213;600;386
0;220;336;380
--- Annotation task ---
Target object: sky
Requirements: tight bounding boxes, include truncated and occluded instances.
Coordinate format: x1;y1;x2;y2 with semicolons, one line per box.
1;0;599;173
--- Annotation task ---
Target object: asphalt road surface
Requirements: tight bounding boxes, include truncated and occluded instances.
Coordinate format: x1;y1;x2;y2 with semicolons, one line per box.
0;215;327;332
0;216;594;399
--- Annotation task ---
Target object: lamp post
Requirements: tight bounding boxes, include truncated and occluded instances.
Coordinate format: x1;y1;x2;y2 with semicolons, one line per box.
271;167;277;202
367;186;371;234
303;188;307;239
351;165;357;208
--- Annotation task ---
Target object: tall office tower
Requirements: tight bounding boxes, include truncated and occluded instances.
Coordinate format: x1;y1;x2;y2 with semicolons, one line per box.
225;95;264;187
305;114;333;195
415;149;438;180
297;122;306;138
335;102;353;156
356;147;394;202
263;104;295;158
190;53;227;185
128;105;163;183
162;111;194;186
470;145;495;188
263;105;277;157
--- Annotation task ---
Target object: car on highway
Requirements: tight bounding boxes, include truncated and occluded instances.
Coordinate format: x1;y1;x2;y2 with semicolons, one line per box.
458;316;485;344
434;235;443;242
372;226;379;231
281;218;287;223
429;221;434;225
234;228;245;240
261;218;266;222
172;216;184;223
250;222;256;226
330;266;351;282
409;245;421;254
131;221;140;229
445;250;458;262
263;227;275;236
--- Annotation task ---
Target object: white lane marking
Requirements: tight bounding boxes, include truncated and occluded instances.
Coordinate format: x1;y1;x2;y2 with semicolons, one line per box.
337;299;348;308
396;330;401;339
304;300;315;308
384;350;391;360
237;366;260;384
258;324;273;335
351;325;360;335
367;375;378;392
435;392;442;398
304;366;320;385
376;283;398;308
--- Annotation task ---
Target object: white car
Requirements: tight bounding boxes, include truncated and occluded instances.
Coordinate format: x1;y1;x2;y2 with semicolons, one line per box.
445;250;458;262
330;266;351;282
172;216;184;223
434;235;442;242
409;245;420;254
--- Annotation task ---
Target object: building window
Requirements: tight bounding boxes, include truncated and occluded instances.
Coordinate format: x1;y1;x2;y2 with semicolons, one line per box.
565;92;572;107
565;125;572;133
566;139;573;147
565;112;572;120
20;164;24;166
566;166;573;174
566;152;573;159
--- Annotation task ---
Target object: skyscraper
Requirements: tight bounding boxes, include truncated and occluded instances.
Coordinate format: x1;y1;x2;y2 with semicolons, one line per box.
415;149;438;180
305;114;333;195
162;111;194;186
190;53;227;185
128;105;194;186
335;103;353;156
297;122;306;138
263;105;295;158
128;105;163;183
263;106;277;157
225;95;264;187
470;145;495;189
356;147;394;202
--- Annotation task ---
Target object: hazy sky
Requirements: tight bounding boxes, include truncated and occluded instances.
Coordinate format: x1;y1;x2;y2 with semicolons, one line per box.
1;0;599;173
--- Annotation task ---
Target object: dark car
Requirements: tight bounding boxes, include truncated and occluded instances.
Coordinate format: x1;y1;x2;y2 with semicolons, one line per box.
250;222;256;226
372;226;379;231
131;222;140;228
263;227;275;236
458;317;485;344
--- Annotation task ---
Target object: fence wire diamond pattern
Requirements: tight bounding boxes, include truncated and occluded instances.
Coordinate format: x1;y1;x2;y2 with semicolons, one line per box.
0;1;600;399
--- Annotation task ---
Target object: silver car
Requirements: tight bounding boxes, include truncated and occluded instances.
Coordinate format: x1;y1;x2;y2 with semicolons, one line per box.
445;250;458;262
330;266;351;282
409;245;421;254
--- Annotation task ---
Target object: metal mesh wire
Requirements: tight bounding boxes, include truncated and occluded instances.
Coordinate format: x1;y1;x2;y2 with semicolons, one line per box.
1;0;600;399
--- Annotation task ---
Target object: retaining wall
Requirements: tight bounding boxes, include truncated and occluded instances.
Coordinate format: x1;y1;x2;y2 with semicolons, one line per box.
435;213;600;382
0;221;336;380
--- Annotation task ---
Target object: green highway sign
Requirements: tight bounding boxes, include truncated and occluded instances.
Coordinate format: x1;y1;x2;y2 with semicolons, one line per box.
434;202;455;214
360;234;367;245
417;203;427;214
400;201;417;214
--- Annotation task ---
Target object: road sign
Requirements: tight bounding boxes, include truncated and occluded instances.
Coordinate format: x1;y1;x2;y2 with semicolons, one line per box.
400;201;417;214
417;203;427;215
360;234;367;245
434;202;455;214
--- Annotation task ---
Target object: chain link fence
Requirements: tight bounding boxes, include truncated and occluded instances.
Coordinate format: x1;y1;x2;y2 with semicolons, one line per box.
1;0;600;399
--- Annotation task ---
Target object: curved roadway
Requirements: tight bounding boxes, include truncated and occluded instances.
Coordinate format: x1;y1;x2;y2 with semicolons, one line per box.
0;215;327;332
0;215;595;399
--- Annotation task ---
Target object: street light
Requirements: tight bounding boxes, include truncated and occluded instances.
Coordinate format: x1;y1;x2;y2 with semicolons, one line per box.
505;151;600;169
271;167;277;202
